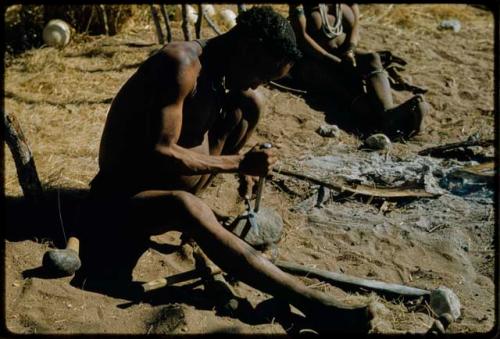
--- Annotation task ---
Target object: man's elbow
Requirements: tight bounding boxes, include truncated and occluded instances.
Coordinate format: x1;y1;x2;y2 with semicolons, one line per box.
153;144;176;162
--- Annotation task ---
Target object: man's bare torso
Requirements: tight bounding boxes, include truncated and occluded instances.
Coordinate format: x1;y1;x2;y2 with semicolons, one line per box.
96;42;227;194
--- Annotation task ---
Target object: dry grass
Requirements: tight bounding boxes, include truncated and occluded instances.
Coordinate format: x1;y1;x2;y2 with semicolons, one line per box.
360;4;490;27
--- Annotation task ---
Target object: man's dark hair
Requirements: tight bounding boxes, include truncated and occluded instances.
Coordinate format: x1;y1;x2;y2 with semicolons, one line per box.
235;6;302;62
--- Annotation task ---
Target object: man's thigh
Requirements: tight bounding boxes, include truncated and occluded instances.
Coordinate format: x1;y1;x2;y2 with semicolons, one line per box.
77;190;200;278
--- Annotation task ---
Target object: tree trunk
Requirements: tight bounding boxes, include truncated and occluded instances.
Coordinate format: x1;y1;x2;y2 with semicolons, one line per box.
4;112;43;203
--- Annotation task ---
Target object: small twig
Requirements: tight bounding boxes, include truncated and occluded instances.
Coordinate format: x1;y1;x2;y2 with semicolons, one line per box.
267;81;308;95
85;6;96;34
57;188;67;244
427;224;448;233
99;5;110;36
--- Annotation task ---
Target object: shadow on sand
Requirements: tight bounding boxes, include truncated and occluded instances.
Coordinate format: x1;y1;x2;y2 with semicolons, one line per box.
271;76;377;138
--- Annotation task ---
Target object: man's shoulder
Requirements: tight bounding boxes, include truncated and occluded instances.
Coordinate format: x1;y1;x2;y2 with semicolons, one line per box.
144;42;201;95
155;41;201;70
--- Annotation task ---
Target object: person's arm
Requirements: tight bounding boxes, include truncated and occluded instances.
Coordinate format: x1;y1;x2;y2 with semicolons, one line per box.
289;4;342;64
344;3;360;51
151;50;270;177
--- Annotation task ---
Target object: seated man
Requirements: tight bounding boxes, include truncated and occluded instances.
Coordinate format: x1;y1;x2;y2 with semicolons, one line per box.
288;3;429;139
73;6;374;333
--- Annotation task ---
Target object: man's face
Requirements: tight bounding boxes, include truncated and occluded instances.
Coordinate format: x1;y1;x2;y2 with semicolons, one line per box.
226;44;294;91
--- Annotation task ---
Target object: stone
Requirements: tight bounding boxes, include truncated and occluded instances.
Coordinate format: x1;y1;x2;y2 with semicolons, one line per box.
231;207;283;248
438;19;461;33
364;133;392;151
430;286;461;320
316;124;340;138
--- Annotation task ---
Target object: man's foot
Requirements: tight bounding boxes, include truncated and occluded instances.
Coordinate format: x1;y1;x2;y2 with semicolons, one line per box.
384;94;429;140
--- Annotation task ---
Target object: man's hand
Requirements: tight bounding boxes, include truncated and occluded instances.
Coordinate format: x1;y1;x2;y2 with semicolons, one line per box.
238;144;276;177
341;41;358;68
343;49;357;67
238;174;258;200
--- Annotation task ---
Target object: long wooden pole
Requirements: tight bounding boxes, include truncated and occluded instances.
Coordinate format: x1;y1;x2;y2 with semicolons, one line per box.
272;168;438;199
181;4;192;41
159;4;172;43
150;5;164;44
418;139;494;157
195;4;203;39
276;260;430;298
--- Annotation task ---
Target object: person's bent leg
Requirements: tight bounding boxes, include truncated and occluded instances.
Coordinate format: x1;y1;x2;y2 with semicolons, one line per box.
356;52;394;113
130;190;374;332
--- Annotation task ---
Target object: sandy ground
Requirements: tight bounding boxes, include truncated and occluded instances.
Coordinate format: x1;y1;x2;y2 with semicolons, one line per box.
3;4;497;335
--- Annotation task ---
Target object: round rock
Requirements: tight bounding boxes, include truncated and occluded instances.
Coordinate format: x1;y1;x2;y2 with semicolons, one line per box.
232;207;283;247
42;248;81;275
430;286;461;321
365;133;392;151
316;124;340;138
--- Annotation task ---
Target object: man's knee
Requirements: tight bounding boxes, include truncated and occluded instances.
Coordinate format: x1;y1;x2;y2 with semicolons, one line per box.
233;89;265;125
171;191;214;224
360;52;383;72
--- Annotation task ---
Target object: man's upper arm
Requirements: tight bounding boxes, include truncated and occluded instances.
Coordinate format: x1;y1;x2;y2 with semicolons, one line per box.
155;50;199;148
289;5;308;35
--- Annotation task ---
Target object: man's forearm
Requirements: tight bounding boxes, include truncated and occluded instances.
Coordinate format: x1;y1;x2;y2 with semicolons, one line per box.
154;144;243;175
299;34;342;63
348;5;360;47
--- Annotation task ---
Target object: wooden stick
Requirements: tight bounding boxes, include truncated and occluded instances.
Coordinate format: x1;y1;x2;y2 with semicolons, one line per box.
418;139;494;157
85;5;96;34
193;246;240;313
142;266;221;292
159;4;172;43
150;5;164;44
99;5;110;36
272;168;438;199
203;11;222;35
181;4;192;41
267;81;308;95
4;112;43;203
195;4;203;39
276;260;430;298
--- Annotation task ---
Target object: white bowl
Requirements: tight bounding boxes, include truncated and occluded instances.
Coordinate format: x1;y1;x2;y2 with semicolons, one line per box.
219;9;237;28
43;19;71;48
